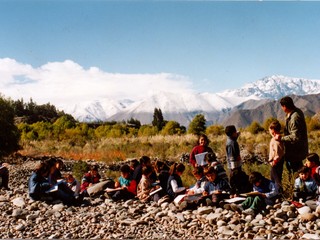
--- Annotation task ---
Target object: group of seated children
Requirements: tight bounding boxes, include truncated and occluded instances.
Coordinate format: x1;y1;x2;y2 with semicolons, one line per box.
28;159;82;206
28;151;320;216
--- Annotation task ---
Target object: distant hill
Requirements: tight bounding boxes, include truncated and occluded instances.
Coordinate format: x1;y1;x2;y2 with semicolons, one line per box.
223;94;320;128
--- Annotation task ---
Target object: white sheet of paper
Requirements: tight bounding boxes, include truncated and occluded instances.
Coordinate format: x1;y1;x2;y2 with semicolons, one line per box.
195;152;208;166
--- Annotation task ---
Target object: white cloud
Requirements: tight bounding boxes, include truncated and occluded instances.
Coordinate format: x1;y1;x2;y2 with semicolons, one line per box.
0;58;194;108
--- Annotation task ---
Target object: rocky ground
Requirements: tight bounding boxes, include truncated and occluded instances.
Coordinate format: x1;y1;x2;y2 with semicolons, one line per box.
1;155;320;239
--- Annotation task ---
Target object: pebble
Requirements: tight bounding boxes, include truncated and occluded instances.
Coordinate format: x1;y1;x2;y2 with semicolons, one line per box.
2;155;320;239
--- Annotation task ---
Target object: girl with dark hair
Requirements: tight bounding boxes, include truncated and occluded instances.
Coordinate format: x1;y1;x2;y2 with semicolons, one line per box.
189;134;214;167
305;153;320;180
28;161;77;206
167;163;186;200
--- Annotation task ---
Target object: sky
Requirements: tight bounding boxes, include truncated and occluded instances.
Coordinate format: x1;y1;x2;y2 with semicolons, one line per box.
1;0;320;108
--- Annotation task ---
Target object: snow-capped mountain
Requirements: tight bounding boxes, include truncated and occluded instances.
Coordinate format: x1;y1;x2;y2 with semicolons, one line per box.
219;75;320;99
64;75;320;126
63;98;133;122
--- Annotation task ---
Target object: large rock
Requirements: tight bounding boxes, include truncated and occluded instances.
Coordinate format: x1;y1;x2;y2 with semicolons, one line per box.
86;180;115;197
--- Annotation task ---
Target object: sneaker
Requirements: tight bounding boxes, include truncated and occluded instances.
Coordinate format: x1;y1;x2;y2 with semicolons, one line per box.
230;203;243;213
243;208;255;216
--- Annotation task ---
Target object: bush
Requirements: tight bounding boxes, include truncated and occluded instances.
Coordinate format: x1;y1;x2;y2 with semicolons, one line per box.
0;96;20;157
72;160;89;182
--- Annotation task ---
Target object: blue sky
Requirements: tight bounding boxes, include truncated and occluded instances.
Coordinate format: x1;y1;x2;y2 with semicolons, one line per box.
0;0;320;107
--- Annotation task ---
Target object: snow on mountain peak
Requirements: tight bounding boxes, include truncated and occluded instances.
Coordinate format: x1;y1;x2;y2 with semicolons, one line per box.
219;75;320;99
63;75;320;124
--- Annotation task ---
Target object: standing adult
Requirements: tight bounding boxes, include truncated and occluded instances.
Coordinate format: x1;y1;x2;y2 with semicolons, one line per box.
276;96;308;174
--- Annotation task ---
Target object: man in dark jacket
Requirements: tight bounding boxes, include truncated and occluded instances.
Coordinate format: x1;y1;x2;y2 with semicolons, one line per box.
276;96;308;174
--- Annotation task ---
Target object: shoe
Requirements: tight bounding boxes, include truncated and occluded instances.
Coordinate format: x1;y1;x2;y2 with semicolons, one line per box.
243;208;255;216
179;201;188;211
230;203;243;213
223;203;232;210
206;198;213;206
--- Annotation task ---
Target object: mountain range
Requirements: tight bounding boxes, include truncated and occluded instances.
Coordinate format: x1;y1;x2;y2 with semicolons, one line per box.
65;75;320;128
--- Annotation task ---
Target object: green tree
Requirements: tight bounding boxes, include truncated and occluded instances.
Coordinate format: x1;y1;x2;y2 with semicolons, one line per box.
188;114;206;135
127;118;141;129
161;121;186;135
53;115;77;139
152;108;165;131
0;96;20;157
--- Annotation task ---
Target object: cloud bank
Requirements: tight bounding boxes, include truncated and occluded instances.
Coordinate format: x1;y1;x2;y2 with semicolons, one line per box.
0;58;194;108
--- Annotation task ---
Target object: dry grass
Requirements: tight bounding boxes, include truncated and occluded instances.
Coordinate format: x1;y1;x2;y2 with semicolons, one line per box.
19;130;320;197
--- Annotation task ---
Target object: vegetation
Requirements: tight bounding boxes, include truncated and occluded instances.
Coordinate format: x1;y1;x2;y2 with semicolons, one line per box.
188;114;207;135
0;96;20;158
2;95;320;198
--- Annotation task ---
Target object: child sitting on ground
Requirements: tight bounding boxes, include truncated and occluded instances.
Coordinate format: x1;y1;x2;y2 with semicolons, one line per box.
305;153;320;181
187;166;208;195
179;166;208;210
65;174;81;197
202;166;231;206
80;165;101;193
231;171;278;216
204;152;228;181
167;163;186;200
0;162;10;190
108;164;137;201
137;165;157;202
293;166;317;202
28;161;78;206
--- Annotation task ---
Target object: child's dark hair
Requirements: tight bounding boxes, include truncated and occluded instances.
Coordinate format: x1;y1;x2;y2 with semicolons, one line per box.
120;164;131;174
298;166;311;175
35;161;50;175
139;156;151;165
90;165;99;172
225;125;237;137
306;153;320;166
142;165;153;176
192;166;204;176
130;159;139;169
204;166;217;176
169;163;185;175
269;120;281;133
249;172;263;184
197;134;210;145
204;152;217;164
154;160;169;173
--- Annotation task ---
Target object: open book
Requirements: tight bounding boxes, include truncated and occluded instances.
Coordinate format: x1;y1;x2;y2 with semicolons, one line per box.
240;191;263;197
149;187;162;196
105;187;123;193
195;152;208;166
173;193;203;206
224;196;246;203
45;179;66;193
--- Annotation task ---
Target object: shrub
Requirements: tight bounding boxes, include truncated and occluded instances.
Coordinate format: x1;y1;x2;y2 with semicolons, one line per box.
0;96;20;157
72;160;89;182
